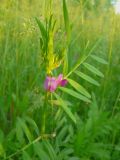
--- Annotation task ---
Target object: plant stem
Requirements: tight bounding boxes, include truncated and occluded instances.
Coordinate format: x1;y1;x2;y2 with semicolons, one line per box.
41;92;48;134
112;92;120;117
50;93;54;132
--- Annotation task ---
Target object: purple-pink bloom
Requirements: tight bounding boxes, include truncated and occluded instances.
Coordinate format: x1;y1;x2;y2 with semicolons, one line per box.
44;76;58;92
59;79;68;86
44;74;68;92
56;74;68;87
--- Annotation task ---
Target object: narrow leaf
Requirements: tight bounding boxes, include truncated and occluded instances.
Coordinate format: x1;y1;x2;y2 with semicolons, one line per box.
63;0;70;41
22;151;32;160
17;118;33;142
35;18;47;41
63;48;68;75
83;63;104;77
74;71;100;86
91;55;108;64
59;87;91;103
42;140;57;160
67;78;91;98
54;93;76;124
34;142;50;160
25;117;39;136
16;121;24;143
0;143;4;157
66;38;102;77
57;125;69;142
49;100;72;106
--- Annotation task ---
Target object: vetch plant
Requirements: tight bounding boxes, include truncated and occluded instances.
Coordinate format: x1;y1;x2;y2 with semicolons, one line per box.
35;0;107;128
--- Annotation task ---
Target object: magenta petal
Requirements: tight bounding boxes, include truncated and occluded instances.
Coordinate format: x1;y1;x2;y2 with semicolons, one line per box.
44;76;57;92
57;74;63;85
60;79;68;87
49;77;58;92
44;76;51;90
44;74;67;92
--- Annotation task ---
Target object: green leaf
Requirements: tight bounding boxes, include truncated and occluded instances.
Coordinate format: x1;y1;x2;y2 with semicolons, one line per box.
25;117;39;136
22;151;32;160
57;125;69;142
55;117;66;130
69;157;80;160
66;38;102;77
67;78;91;98
34;142;50;160
0;130;4;143
54;93;76;124
90;55;108;64
48;14;53;30
16;120;24;143
42;140;57;160
35;18;47;40
59;87;91;103
83;63;104;77
63;48;68;75
0;143;4;157
74;71;100;86
50;99;72;106
66;53;86;77
63;0;70;42
17;117;33;142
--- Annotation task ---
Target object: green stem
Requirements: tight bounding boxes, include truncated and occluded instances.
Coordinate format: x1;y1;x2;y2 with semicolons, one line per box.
112;92;120;117
50;93;54;132
41;92;48;134
66;38;102;78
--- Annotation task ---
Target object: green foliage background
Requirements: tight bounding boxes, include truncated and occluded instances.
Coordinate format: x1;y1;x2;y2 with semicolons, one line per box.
0;0;120;159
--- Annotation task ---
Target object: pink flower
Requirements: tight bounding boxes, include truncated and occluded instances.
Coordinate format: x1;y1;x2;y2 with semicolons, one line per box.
44;74;68;92
44;77;58;92
57;74;68;87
